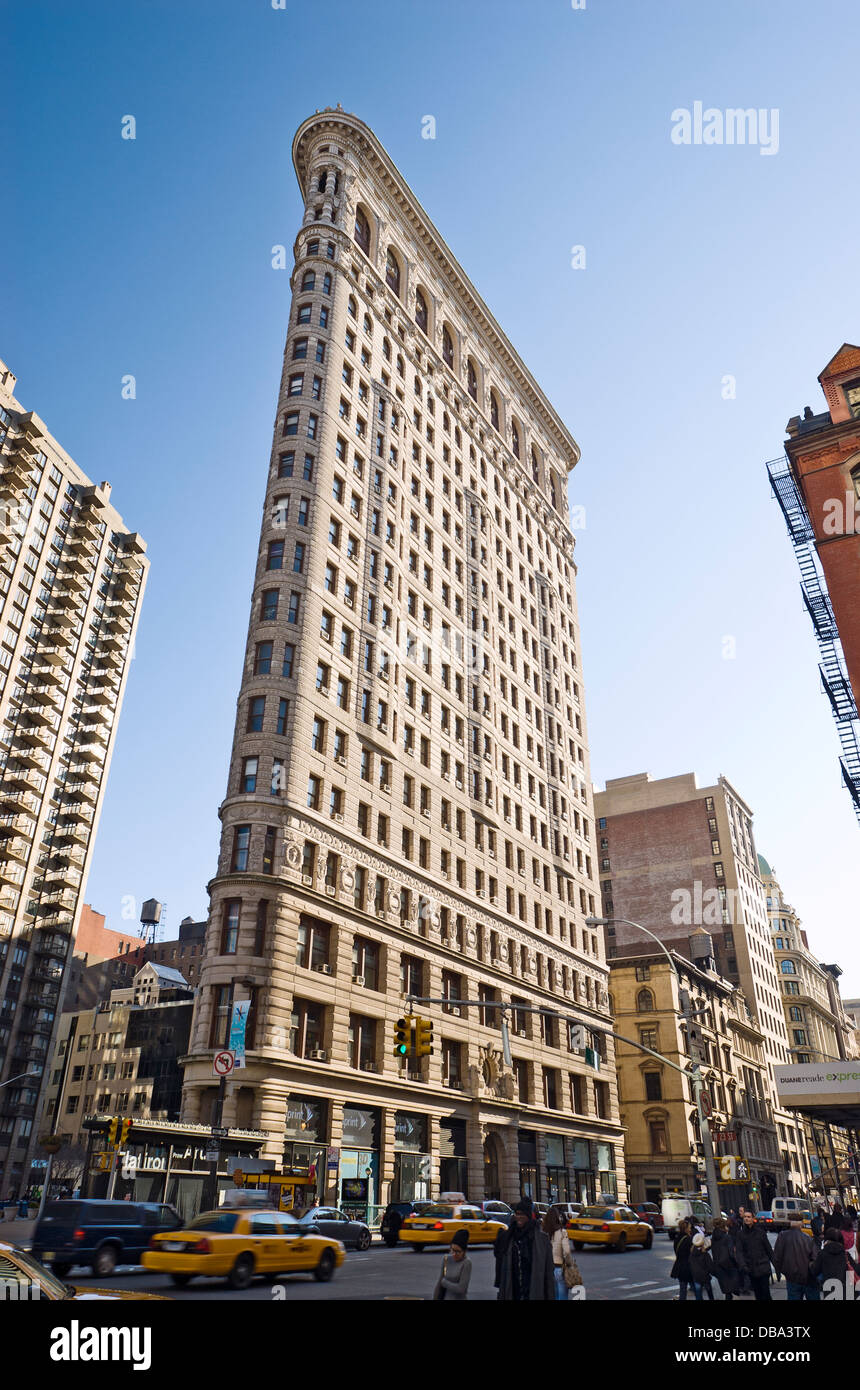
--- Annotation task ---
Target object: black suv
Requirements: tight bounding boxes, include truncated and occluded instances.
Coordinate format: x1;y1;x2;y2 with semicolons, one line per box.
32;1199;182;1277
380;1201;433;1246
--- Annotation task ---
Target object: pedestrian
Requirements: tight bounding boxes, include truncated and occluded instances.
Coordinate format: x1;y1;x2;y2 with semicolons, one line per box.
811;1206;827;1247
494;1198;555;1301
432;1229;472;1300
671;1218;693;1302
772;1212;819;1301
689;1232;715;1301
735;1209;775;1301
382;1204;403;1248
710;1218;741;1301
542;1206;572;1302
812;1226;860;1293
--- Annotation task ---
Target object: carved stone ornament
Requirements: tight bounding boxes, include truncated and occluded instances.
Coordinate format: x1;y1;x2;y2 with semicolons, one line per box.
284;840;302;870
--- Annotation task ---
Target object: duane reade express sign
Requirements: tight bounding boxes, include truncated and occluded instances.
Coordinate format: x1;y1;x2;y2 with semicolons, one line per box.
774;1063;860;1107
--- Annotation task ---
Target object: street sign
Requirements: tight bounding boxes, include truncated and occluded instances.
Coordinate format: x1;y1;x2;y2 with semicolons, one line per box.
213;1050;235;1077
210;1126;229;1139
204;1148;220;1163
699;1092;712;1118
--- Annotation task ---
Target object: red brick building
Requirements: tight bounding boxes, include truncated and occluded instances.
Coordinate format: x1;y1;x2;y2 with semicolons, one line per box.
66;906;206;1010
769;344;860;821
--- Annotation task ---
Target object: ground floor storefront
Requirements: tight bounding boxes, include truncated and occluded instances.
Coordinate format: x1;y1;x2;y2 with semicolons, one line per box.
182;1075;626;1223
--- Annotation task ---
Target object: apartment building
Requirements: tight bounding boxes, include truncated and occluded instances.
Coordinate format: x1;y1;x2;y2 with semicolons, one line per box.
180;109;623;1215
610;942;780;1208
594;770;804;1195
65;910;206;1010
44;961;194;1150
0;361;147;1195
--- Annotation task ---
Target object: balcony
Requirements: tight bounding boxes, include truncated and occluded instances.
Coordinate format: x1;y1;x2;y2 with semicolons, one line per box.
0;836;30;867
0;813;35;838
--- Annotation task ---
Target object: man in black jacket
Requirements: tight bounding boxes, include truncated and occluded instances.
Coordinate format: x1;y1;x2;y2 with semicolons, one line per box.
735;1210;775;1300
772;1212;818;1300
493;1198;555;1300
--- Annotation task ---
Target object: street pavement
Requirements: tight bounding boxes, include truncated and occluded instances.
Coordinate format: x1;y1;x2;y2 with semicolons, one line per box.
31;1233;790;1302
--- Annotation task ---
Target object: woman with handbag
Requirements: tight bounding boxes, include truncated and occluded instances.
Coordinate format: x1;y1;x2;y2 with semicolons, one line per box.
542;1207;578;1300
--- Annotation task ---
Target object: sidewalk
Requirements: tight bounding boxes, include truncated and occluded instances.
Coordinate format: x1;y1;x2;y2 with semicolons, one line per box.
0;1217;35;1247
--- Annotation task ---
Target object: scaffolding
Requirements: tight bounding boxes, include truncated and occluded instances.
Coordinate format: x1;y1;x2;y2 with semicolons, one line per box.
768;456;860;825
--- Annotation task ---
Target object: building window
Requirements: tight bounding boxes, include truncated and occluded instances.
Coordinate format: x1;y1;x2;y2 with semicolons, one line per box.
260;589;279;621
254;900;268;956
210;984;234;1047
241;756;258;793
354;208;371;254
231;826;251;872
385;249;401;297
347;1015;377;1070
649;1120;668;1155
415;289;428;333
289;1000;325;1058
634;964;650;982
254;642;273;675
247;697;265;732
295;916;330;971
266;541;284;570
644;1071;662;1101
221;900;241;954
350;936;379;990
636;988;654;1012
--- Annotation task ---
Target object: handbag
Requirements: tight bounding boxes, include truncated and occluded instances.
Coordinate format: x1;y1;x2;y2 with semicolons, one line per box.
562;1244;583;1289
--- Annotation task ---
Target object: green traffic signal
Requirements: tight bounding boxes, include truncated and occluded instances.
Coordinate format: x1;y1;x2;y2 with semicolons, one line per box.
393;1016;412;1056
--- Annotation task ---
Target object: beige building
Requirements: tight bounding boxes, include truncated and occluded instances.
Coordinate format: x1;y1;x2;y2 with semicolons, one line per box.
180;109;623;1216
44;962;194;1151
595;770;805;1198
610;943;780;1208
0;361;147;1195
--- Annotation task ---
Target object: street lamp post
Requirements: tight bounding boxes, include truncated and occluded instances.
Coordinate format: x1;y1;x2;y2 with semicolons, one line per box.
586;915;723;1219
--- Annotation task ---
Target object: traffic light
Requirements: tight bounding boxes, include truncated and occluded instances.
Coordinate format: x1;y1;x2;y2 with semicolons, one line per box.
107;1116;133;1147
393;1016;414;1057
414;1017;434;1058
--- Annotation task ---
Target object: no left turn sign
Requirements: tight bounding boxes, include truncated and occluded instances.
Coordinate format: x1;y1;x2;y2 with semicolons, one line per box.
213;1050;236;1077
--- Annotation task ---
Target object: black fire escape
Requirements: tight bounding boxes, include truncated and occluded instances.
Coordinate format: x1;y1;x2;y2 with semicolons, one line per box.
768;455;860;825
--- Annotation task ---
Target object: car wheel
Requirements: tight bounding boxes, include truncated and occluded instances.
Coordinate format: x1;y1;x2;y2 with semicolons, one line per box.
228;1253;255;1290
93;1246;118;1277
314;1249;335;1283
572;1242;584;1251
170;1273;193;1288
614;1234;627;1253
52;1263;71;1278
643;1230;653;1250
356;1228;371;1252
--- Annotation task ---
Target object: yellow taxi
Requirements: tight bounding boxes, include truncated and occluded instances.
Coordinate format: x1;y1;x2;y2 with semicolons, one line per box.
567;1204;654;1251
400;1195;508;1251
0;1242;167;1300
142;1207;345;1289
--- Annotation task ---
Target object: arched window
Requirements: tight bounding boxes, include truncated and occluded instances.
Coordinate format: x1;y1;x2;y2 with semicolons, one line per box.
637;988;654;1013
396;354;404;377
511;421;520;459
301;271;315;292
490;391;500;432
442;326;454;368
382;337;391;361
531;446;539;483
780;959;796;974
353;207;370;254
385;249;401;298
467;358;478;402
415;289;428;333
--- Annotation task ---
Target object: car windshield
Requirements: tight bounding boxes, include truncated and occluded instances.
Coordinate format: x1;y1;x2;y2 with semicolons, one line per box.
186;1212;240;1233
7;1248;71;1300
415;1206;455;1218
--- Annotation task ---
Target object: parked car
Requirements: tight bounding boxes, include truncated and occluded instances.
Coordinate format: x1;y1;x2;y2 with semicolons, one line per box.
379;1201;434;1246
32;1199;183;1277
301;1206;372;1250
0;1241;168;1300
142;1207;345;1289
633;1202;664;1230
567;1204;654;1251
532;1202;551;1222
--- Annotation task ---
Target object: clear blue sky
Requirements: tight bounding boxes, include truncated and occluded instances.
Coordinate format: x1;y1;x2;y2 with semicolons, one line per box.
5;0;860;992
